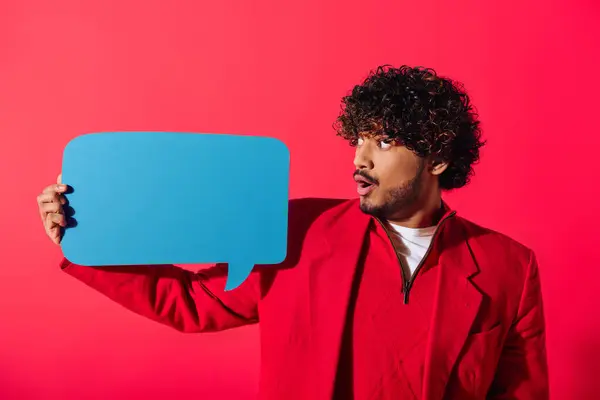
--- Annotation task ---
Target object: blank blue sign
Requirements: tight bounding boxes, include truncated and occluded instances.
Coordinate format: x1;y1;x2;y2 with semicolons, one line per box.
60;131;290;291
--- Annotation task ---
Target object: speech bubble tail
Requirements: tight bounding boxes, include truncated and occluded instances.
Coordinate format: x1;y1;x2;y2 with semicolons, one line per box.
224;262;255;291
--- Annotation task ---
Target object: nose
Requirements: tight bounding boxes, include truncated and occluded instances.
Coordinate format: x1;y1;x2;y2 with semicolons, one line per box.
353;142;374;170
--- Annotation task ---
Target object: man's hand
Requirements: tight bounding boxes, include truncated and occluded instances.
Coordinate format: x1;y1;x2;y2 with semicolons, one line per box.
37;174;68;245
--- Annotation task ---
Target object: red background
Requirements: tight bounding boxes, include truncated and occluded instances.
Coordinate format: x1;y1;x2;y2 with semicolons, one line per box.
1;0;598;399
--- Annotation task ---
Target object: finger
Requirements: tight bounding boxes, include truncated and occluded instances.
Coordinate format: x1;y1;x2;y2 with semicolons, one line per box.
48;225;61;245
46;212;66;228
41;183;67;196
37;191;66;204
37;195;66;224
38;196;65;226
40;201;63;215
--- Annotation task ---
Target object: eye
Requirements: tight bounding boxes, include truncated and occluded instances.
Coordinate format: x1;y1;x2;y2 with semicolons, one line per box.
378;139;393;150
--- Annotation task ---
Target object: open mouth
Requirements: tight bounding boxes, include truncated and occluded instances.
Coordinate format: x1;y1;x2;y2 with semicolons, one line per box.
354;174;377;196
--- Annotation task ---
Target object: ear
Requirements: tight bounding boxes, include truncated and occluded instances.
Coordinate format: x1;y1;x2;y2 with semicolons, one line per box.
429;158;449;176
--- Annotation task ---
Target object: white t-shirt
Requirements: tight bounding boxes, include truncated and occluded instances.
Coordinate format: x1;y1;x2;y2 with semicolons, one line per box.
387;223;437;277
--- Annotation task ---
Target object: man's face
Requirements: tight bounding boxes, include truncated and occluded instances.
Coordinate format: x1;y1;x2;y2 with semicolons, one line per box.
353;134;427;220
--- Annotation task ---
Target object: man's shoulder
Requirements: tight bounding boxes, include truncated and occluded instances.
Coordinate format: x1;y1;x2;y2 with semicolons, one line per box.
456;215;535;266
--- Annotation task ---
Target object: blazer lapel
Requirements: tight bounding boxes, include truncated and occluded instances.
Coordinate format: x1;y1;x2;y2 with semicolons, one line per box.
308;199;371;400
422;219;482;400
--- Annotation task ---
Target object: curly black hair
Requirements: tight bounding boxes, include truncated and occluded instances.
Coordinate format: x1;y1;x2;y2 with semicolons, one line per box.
334;65;485;190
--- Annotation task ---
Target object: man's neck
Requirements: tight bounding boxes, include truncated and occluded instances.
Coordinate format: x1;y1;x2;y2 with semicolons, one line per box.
386;197;445;229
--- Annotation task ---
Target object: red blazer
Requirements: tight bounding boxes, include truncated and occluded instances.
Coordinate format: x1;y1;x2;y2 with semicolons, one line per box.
60;198;549;400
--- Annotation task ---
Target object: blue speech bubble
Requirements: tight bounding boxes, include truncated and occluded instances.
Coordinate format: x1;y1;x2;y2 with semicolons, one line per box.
60;131;290;291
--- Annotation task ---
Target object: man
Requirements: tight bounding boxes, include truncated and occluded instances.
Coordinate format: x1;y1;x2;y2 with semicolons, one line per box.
37;65;548;399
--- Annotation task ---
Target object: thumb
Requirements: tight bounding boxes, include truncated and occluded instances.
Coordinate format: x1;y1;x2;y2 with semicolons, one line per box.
57;173;62;184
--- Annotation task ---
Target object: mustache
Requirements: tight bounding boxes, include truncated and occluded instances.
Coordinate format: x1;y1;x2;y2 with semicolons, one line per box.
353;170;379;185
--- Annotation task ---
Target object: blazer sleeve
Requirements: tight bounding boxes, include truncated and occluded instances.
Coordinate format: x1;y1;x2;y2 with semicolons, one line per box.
488;250;550;399
57;197;343;334
61;259;264;333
